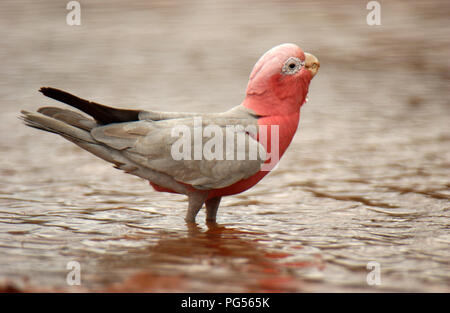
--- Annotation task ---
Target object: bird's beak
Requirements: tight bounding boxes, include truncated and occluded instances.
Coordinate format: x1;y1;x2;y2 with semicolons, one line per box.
304;53;320;79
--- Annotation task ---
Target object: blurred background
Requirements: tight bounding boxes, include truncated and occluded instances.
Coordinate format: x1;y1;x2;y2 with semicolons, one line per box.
0;0;448;292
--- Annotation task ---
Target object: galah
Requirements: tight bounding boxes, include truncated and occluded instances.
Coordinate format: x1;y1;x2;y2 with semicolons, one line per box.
21;43;319;223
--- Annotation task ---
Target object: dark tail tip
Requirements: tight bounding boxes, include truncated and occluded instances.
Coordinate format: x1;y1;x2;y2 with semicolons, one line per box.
39;87;57;97
38;87;141;125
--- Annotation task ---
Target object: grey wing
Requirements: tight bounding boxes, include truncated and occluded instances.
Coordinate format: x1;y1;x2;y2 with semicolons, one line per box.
138;104;260;121
90;116;267;190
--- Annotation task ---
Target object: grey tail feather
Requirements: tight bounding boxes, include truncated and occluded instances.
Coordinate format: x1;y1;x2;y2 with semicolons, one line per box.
20;110;131;169
20;110;95;144
37;106;98;131
19;114;61;135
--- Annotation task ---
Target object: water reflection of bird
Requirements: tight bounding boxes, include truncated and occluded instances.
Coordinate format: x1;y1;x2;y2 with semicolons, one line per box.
106;222;307;292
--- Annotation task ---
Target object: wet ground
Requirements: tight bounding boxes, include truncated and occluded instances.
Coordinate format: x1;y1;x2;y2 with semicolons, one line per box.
0;0;449;292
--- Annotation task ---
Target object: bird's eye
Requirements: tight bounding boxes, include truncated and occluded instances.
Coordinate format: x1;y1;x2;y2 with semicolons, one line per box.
282;57;304;75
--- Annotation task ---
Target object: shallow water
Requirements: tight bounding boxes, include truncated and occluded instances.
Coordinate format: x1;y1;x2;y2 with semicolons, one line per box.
0;0;449;292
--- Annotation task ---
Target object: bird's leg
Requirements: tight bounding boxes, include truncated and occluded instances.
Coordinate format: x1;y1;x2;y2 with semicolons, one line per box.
185;191;208;223
205;196;221;223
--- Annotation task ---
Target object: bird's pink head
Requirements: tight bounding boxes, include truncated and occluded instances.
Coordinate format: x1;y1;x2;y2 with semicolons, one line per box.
243;43;319;116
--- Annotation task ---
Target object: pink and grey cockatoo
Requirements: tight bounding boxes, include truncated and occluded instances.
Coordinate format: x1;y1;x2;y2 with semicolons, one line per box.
21;43;319;223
